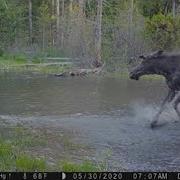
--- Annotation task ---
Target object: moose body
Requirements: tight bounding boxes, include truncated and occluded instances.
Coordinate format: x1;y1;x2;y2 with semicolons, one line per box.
129;51;180;128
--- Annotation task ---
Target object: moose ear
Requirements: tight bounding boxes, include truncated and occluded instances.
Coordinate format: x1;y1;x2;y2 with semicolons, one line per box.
139;55;145;59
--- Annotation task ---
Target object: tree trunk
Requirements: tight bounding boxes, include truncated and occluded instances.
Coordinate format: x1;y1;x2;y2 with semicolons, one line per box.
128;0;134;40
130;0;134;24
94;0;103;66
42;24;45;51
78;0;84;17
69;0;73;13
51;0;55;46
172;0;176;18
61;0;65;48
56;0;60;46
28;0;33;44
128;0;134;58
78;0;86;58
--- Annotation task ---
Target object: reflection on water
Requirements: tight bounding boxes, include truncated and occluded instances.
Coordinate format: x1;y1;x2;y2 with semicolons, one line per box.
1;73;180;171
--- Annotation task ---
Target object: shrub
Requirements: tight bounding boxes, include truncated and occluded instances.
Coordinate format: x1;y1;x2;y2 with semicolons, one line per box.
145;13;180;50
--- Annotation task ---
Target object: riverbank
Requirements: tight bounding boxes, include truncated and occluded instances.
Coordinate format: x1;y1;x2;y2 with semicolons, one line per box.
0;54;72;74
0;54;165;81
106;71;164;81
0;116;105;172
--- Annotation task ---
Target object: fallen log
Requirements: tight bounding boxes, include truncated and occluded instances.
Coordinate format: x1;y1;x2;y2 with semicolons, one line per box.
54;63;105;77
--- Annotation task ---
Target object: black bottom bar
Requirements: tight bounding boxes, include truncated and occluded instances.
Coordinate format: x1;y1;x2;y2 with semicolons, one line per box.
0;172;179;180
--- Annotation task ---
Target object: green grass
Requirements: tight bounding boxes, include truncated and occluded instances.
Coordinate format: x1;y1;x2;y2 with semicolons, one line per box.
12;125;47;148
0;54;27;65
32;65;70;74
0;137;100;171
0;140;47;171
107;70;164;80
0;53;71;74
16;155;46;171
57;148;112;172
0;123;104;172
0;124;48;171
60;161;99;172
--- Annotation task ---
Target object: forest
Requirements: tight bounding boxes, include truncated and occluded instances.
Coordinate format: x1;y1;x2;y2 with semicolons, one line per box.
0;0;180;72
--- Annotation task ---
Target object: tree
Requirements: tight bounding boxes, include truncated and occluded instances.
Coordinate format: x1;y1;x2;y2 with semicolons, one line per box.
145;13;180;50
28;0;33;44
172;0;176;17
78;0;84;17
51;0;55;46
38;1;52;50
69;0;73;13
61;0;65;48
56;0;60;46
138;0;169;17
94;0;103;66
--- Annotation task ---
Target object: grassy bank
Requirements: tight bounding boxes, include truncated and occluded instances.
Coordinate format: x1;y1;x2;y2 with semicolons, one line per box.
0;53;164;81
0;54;71;74
106;69;164;81
0;138;99;171
0;118;106;172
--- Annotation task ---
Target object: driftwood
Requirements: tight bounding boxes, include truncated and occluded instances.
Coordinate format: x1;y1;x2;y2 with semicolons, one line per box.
55;63;105;77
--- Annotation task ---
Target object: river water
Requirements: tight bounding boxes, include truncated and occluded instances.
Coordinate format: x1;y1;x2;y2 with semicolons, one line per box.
0;73;180;171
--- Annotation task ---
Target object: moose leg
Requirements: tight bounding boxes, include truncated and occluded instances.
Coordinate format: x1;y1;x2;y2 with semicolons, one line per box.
151;89;176;128
173;93;180;119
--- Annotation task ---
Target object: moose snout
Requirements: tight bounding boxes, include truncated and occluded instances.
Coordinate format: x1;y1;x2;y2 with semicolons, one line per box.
129;71;139;80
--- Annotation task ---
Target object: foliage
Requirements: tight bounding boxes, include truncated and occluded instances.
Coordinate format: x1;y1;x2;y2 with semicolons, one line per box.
145;13;180;50
138;0;169;17
0;0;180;71
0;0;26;47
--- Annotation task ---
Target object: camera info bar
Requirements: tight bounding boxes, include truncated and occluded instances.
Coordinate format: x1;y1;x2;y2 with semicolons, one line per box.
0;172;179;180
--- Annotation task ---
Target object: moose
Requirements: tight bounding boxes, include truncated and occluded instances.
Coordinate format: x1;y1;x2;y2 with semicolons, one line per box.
129;50;180;128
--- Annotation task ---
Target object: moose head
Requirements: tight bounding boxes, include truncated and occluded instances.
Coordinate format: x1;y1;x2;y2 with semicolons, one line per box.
129;50;164;80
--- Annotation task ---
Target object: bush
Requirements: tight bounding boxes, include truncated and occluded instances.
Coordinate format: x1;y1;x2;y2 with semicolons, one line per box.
145;13;180;50
138;0;169;18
